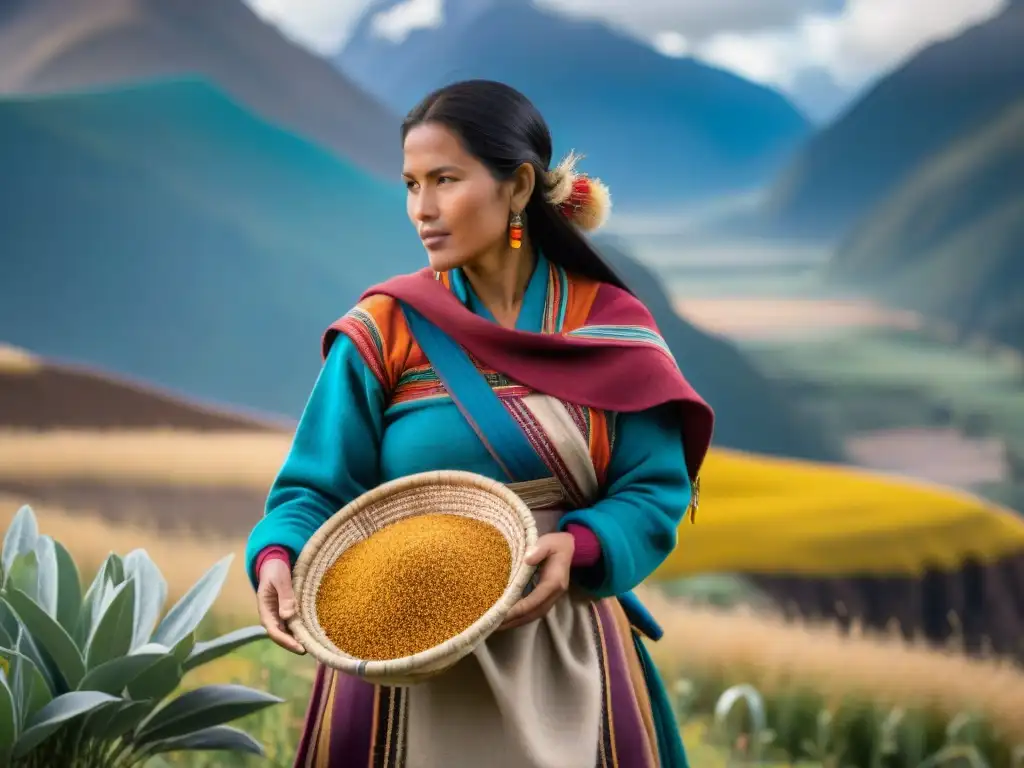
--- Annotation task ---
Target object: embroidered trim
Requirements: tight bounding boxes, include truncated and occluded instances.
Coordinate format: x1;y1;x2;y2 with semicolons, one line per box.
542;261;571;333
590;602;617;768
504;397;587;508
391;365;531;406
563;401;591;443
565;324;674;359
337;307;390;389
370;685;407;767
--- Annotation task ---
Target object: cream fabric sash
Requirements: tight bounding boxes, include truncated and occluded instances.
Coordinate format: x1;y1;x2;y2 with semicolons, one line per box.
405;394;604;768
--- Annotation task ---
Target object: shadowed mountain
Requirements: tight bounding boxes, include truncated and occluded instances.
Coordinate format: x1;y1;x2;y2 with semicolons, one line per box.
0;0;400;176
830;100;1024;351
0;78;420;418
337;0;810;208
595;238;842;462
763;0;1023;239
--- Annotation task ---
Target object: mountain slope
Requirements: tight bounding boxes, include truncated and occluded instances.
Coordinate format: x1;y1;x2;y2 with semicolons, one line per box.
831;100;1024;351
0;79;834;460
764;0;1023;238
338;0;810;208
596;239;841;462
0;344;282;431
0;79;421;417
0;0;400;176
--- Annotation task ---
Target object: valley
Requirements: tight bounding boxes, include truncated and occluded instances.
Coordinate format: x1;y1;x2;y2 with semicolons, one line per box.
630;236;1024;511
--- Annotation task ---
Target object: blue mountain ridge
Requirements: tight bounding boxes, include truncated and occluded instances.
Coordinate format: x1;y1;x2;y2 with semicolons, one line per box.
765;0;1024;238
0;0;401;176
0;77;420;417
338;0;810;209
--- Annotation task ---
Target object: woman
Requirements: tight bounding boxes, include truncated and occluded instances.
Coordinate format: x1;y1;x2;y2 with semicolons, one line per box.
245;79;714;768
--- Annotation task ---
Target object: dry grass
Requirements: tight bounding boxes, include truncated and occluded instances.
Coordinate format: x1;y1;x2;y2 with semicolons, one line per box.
5;494;1022;744
0;429;291;489
640;587;1024;740
0;344;41;374
0;495;257;617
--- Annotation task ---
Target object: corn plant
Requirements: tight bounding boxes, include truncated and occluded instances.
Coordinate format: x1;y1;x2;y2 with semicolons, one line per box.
684;671;1024;768
712;683;776;762
0;505;280;766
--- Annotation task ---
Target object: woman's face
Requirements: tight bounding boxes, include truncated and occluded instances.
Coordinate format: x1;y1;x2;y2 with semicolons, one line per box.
402;123;517;273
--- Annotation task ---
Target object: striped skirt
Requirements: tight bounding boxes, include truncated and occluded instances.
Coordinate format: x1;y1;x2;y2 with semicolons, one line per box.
292;595;687;768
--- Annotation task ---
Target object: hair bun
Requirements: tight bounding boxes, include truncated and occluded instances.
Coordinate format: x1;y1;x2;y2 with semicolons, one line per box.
543;151;611;232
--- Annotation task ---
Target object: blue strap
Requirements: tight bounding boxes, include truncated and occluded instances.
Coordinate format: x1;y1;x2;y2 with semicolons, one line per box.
400;303;550;484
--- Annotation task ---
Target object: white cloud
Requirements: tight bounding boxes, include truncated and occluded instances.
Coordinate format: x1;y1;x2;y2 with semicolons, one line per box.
371;0;444;43
536;0;835;38
245;0;834;55
694;0;1008;91
650;31;691;58
245;0;364;54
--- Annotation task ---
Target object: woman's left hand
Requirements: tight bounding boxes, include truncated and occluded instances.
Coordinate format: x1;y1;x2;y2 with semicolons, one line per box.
499;531;575;631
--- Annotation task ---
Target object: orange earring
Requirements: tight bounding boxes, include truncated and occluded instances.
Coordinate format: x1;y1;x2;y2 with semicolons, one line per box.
509;211;523;249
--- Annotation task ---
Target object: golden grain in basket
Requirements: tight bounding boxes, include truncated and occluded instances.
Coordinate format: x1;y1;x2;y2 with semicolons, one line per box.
315;513;511;660
288;470;538;686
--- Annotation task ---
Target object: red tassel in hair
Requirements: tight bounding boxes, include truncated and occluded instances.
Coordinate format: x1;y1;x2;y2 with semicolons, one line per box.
559;177;592;220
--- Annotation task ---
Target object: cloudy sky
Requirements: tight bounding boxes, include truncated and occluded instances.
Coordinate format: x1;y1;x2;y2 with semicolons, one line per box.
246;0;1007;120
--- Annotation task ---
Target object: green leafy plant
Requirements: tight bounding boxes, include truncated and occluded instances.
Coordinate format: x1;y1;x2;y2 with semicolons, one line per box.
0;505;280;766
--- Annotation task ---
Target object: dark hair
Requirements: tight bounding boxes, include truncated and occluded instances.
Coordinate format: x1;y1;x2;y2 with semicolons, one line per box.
402;79;628;291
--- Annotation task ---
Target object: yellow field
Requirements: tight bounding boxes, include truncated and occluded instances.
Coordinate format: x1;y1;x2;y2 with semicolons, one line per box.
656;447;1024;577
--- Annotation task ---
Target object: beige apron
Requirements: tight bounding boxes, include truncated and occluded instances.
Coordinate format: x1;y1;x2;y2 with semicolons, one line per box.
404;394;604;768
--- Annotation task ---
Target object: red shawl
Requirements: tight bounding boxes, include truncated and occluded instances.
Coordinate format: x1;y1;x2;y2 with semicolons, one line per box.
324;268;714;482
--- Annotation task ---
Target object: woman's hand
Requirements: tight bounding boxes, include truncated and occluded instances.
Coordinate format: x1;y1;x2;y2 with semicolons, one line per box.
499;532;575;631
257;559;307;655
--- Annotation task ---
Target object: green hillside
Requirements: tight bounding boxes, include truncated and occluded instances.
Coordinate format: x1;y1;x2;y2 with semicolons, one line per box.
831;100;1024;350
0;0;400;176
0;77;420;416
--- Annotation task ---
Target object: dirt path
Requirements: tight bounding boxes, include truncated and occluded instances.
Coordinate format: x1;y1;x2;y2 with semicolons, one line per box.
674;296;923;340
844;428;1009;487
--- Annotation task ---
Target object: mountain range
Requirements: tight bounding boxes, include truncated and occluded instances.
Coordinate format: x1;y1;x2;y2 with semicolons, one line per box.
776;0;1024;352
831;99;1024;351
764;0;1023;239
338;0;811;208
0;0;401;176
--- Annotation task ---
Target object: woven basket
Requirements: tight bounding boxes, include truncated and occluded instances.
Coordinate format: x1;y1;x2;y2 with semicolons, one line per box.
287;470;539;686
